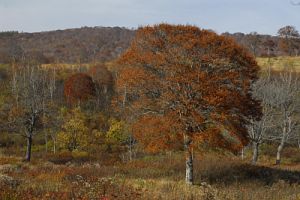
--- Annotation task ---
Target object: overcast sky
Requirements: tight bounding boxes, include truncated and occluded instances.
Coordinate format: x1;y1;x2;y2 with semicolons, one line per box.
0;0;299;35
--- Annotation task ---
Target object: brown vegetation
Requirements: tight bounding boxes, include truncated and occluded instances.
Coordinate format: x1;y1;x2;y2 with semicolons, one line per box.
1;151;300;200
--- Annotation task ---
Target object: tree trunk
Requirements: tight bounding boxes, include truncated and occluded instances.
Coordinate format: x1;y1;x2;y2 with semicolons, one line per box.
186;149;193;185
25;135;32;162
252;142;259;165
276;120;288;165
241;147;244;160
128;135;133;161
276;142;284;165
184;135;193;185
45;131;48;153
53;139;56;154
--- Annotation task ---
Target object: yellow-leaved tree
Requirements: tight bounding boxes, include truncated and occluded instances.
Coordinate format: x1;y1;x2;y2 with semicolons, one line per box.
57;107;89;152
105;119;130;153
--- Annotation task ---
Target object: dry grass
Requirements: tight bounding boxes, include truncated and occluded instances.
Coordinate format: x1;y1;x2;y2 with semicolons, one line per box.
256;56;300;72
1;151;300;200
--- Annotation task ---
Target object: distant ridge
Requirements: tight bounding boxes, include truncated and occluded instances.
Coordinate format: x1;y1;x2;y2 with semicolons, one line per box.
0;26;297;64
0;26;135;64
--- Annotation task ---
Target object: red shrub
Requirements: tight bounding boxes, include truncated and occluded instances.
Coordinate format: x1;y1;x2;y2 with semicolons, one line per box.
64;73;96;105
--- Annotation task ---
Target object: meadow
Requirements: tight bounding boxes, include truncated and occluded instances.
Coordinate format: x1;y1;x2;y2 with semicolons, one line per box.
1;146;300;200
256;56;300;72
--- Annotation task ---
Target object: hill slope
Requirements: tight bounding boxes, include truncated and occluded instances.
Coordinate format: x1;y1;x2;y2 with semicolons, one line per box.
0;27;134;63
0;26;299;64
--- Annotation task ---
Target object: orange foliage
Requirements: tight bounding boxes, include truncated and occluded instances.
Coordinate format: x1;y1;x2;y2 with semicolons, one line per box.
132;114;182;153
64;73;96;105
116;24;261;152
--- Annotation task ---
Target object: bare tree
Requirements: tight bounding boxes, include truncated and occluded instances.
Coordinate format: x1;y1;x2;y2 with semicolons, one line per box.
262;39;276;57
248;69;275;164
42;67;57;153
248;32;261;57
47;67;57;102
266;67;299;165
6;63;54;161
278;26;300;56
88;64;114;112
249;65;300;165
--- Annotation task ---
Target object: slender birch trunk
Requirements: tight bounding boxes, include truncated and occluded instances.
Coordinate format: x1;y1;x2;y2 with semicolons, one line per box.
25;135;33;162
184;134;193;185
276;138;285;165
252;142;259;165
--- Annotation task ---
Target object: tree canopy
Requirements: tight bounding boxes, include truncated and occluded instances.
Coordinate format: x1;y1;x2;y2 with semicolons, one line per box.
115;24;261;184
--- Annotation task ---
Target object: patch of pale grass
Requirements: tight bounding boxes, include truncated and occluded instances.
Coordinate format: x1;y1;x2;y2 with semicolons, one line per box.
257;56;300;72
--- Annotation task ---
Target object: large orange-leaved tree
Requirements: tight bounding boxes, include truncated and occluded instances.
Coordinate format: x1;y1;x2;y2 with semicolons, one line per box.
115;24;261;185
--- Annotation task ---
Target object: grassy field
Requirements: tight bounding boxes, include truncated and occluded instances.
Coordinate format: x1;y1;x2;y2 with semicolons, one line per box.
257;56;300;72
1;149;300;200
1;56;299;73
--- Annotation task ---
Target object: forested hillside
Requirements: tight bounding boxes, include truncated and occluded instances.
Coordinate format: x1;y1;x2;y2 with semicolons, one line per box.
0;26;299;64
0;27;135;64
